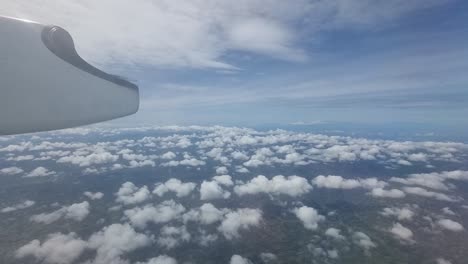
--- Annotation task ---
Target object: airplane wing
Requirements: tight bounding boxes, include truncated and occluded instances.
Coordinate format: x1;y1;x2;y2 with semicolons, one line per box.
0;16;139;135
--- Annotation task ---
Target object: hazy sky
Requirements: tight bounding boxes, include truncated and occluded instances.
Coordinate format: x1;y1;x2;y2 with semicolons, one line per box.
2;0;468;126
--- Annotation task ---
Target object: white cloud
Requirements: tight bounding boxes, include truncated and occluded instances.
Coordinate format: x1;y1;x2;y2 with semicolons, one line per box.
196;230;219;246
176;138;192;148
25;167;54;177
215;166;229;175
436;258;453;264
115;182;151;205
234;175;312;197
84;191;104;200
408;153;428;162
293;206;325;230
30;202;90;224
1;200;35;213
183;203;225;225
397;159;412;166
22;206;151;263
124;200;185;229
57;150;118;167
325;228;345;240
136;255;178;264
65;201;90;221
154;179;197;198
442;207;456;216
212;175;234;187
437;219;464;232
200;181;231;200
370;188;405;198
218;208;262;240
128;159;156;168
321;145;358;162
231;151;249;160
30;209;64;224
161;158;206;167
16;233;87;264
2;0;449;72
88;223;152;264
390;223;413;242
230;254;252;264
390;170;468;191
381;207;415;221
7;154;35;161
260;253;277;263
403;187;456;202
312;175;386;190
352;232;376;251
157;225;191;249
161;151;176;160
236;166;250;173
0;166;24;175
0;142;31;152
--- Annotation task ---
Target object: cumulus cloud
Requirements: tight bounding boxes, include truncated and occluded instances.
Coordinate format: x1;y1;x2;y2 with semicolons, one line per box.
390;170;468;191
234;175;312;197
84;191;104;200
403;187;456;202
30;202;90;224
7;154;35;161
352;232;376;251
200;181;231;200
312;175;386;190
30;209;64;224
437;219;464;232
124;200;185;229
370;188;405;198
153;179;196;198
236;166;250;173
442;207;456;216
259;253;277;263
65;201;90;221
218;208;262;239
57;149;118;167
215;166;229;175
231;151;249;160
183;203;225;225
196;230;219;246
88;223;152;264
136;255;178;264
293;206;325;230
230;254;252;264
161;151;177;160
16;232;87;264
212;175;234;186
128;159;156;168
0;166;24;175
15;222;152;264
161;158;206;167
1;200;35;213
25;167;54;177
157;225;191;249
115;182;151;205
381;207;415;221
325;228;345;240
390;223;413;242
436;258;453;264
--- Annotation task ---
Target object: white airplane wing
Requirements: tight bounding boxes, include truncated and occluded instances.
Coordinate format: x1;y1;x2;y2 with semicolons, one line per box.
0;16;139;135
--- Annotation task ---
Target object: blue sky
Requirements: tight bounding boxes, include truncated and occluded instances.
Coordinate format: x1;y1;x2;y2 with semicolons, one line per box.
3;0;468;127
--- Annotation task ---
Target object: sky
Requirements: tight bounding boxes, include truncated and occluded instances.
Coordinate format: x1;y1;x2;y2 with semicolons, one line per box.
2;0;468;127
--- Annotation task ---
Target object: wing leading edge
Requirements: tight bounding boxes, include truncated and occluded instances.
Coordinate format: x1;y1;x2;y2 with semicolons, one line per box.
0;16;139;135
